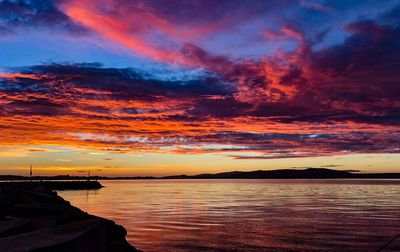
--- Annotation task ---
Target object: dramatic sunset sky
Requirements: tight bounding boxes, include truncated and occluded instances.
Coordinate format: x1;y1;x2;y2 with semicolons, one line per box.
0;0;399;176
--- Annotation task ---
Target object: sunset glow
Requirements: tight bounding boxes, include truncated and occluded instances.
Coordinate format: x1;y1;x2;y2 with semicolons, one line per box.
0;0;399;176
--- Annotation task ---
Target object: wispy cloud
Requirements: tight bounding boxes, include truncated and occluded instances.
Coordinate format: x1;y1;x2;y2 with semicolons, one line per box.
0;1;399;160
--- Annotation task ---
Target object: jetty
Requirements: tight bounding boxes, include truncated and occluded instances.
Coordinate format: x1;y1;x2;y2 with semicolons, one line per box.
0;180;103;190
0;182;140;252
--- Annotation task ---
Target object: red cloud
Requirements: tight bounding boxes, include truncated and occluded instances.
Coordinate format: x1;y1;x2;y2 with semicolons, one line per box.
262;26;304;42
1;2;399;159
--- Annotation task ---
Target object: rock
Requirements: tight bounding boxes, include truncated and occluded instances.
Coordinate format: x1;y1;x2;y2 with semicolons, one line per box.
0;217;31;237
0;183;141;252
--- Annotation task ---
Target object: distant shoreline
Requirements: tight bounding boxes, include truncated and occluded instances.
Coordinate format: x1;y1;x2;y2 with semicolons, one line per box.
1;168;400;181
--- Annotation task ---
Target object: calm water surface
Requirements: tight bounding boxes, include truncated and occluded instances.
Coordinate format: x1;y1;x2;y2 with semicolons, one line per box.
58;179;400;252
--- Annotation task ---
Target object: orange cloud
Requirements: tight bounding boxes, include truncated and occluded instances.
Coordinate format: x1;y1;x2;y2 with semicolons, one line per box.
0;72;42;80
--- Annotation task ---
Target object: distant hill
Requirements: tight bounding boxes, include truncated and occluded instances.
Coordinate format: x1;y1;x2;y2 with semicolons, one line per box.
1;168;399;181
162;168;354;179
162;168;400;179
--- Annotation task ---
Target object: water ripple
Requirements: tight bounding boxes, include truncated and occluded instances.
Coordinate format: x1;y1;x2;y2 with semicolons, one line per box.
59;179;400;252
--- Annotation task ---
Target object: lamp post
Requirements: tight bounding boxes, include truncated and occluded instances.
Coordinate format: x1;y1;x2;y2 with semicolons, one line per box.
29;165;32;182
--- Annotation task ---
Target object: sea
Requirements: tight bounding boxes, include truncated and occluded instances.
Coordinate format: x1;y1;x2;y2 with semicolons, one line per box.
58;179;400;252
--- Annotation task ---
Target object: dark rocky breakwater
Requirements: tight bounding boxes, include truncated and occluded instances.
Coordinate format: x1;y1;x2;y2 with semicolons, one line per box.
0;183;141;252
0;180;103;190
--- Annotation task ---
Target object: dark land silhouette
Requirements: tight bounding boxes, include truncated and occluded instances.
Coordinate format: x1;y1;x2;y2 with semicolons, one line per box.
162;168;400;179
0;181;103;190
1;168;400;181
0;183;139;251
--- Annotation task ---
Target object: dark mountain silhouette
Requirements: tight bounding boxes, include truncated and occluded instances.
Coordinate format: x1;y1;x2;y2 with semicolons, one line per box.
1;168;399;181
162;168;400;179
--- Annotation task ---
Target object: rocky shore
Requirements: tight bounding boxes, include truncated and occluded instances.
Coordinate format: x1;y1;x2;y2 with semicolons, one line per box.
0;180;103;190
0;183;141;252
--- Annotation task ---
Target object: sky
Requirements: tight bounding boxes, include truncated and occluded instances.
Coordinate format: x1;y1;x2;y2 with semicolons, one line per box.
0;0;399;176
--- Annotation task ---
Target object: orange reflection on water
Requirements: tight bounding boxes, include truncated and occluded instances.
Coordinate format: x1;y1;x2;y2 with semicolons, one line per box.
59;179;400;252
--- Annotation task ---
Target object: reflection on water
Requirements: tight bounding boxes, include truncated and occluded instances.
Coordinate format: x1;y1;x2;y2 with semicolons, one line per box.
58;179;400;252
